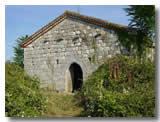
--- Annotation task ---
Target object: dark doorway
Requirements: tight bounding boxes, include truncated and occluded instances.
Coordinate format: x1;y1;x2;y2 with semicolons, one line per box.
69;63;83;92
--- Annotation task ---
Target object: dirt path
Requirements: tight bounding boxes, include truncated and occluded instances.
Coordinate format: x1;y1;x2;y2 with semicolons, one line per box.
42;92;83;117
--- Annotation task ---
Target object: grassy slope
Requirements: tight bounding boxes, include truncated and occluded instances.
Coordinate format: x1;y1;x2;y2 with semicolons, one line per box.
41;92;83;117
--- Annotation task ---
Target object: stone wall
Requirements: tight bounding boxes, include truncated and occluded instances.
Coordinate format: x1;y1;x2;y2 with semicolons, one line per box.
24;18;127;91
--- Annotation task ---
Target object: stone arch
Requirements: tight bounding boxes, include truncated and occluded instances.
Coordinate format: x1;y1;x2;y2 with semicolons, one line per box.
65;62;83;92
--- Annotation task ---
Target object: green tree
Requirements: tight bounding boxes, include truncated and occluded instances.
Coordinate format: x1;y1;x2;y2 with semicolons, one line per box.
13;35;28;68
124;5;155;56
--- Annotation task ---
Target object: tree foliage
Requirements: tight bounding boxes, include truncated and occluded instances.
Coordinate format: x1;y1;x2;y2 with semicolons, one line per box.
124;5;155;56
13;35;28;68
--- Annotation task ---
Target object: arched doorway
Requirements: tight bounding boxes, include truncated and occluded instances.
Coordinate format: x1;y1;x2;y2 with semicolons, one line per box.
66;63;83;92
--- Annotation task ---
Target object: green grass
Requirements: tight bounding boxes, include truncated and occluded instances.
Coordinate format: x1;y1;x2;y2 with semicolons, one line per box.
41;91;83;117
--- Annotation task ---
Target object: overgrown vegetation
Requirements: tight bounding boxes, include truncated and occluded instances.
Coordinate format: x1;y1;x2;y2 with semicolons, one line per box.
5;62;47;117
5;61;83;117
78;55;155;117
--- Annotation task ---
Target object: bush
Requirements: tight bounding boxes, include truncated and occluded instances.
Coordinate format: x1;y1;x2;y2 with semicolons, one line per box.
5;62;47;117
78;55;155;117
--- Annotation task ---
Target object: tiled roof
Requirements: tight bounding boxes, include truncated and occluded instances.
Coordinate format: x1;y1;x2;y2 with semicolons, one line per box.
20;10;131;48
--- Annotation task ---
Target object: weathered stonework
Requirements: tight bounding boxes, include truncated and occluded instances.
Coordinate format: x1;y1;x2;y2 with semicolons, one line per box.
22;11;128;92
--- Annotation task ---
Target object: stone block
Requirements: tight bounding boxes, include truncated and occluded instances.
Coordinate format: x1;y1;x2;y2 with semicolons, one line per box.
76;31;80;34
89;33;92;37
76;47;79;51
99;40;103;44
90;49;95;53
78;51;81;55
87;26;91;29
86;50;89;54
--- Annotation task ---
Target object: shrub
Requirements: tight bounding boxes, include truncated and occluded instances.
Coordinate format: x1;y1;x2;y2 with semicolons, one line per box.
5;62;47;117
78;55;155;117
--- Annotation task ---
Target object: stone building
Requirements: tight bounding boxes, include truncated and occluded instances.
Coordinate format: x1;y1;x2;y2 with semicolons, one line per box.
20;10;130;92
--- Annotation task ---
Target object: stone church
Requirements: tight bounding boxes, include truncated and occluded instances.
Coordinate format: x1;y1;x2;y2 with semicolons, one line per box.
20;10;130;92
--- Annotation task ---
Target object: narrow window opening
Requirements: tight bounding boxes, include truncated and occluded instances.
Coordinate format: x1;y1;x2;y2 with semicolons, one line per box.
48;48;51;53
32;61;34;65
56;59;59;64
43;40;49;44
95;34;101;39
88;57;92;62
56;38;63;43
72;37;79;44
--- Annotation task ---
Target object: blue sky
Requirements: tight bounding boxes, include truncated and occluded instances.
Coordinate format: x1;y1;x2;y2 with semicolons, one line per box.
5;5;131;61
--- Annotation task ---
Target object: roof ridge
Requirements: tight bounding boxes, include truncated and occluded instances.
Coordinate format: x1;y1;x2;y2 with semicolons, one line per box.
20;10;130;48
65;10;128;28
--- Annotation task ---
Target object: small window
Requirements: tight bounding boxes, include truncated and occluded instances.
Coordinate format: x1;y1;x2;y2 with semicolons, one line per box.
72;37;79;44
43;40;49;44
88;57;91;62
56;59;59;64
56;38;63;43
94;34;101;39
32;61;34;65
